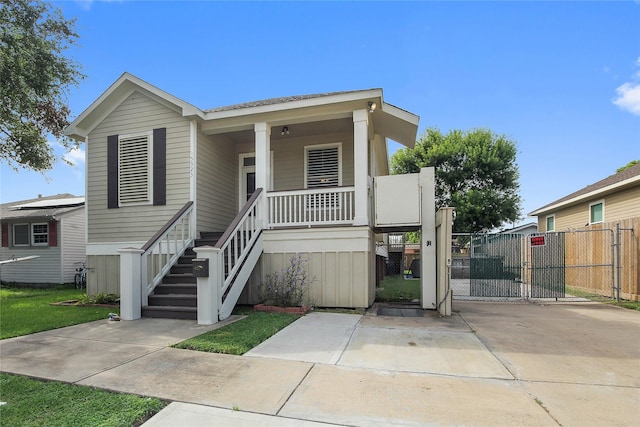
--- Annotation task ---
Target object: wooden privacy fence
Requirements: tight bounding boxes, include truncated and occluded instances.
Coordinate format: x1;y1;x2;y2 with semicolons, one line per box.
582;218;639;301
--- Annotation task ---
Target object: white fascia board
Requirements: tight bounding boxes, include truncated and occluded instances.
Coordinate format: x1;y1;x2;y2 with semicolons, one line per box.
382;102;420;127
528;175;640;216
65;72;204;140
203;89;383;121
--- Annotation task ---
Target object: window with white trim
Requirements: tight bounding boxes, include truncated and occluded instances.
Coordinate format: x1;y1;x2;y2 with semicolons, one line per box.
32;223;48;245
13;224;29;246
119;132;152;206
546;215;555;232
589;201;604;224
304;143;342;188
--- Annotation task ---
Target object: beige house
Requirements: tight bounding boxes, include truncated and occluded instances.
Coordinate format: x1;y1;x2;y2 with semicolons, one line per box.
529;164;640;301
529;163;640;232
64;73;447;322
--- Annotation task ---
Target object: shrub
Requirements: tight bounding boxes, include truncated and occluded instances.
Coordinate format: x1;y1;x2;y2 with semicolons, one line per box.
260;254;312;307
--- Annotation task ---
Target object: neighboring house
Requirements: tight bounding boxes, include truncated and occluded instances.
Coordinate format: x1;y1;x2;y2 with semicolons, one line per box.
529;163;640;231
64;72;441;321
0;194;85;284
499;222;538;235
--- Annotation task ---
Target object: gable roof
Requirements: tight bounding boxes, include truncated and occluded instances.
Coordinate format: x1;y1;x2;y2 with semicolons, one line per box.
1;194;84;221
529;163;640;216
65;73;419;147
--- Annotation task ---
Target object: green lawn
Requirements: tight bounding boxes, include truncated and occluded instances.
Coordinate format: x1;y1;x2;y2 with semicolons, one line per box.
0;285;117;340
567;286;640;311
0;373;165;427
376;275;420;302
173;309;300;355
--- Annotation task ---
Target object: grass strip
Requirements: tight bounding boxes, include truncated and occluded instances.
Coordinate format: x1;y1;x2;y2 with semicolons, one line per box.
376;275;420;302
173;311;300;355
0;286;117;340
0;373;165;427
566;286;640;311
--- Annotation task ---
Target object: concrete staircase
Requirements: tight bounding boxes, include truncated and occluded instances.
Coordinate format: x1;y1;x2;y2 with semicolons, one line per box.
141;232;223;320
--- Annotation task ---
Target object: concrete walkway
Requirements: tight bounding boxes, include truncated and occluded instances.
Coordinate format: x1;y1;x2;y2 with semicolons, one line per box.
1;302;638;426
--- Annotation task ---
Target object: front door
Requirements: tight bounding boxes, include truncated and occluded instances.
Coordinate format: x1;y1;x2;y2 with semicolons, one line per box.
240;155;256;208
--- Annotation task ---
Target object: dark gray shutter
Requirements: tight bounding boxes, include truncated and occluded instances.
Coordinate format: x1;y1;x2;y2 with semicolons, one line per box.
153;128;166;206
107;135;119;208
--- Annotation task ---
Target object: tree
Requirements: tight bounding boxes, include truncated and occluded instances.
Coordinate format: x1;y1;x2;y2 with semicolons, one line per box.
391;127;522;233
616;160;639;173
0;0;84;172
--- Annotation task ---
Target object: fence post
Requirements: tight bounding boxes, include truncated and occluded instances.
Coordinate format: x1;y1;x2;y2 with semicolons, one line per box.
193;246;220;325
118;248;144;320
616;223;621;301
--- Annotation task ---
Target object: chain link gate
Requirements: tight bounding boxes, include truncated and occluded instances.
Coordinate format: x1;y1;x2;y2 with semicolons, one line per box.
470;233;523;297
451;229;615;300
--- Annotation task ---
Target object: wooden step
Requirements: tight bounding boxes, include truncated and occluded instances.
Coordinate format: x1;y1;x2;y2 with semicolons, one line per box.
162;273;197;284
142;305;196;320
148;294;197;307
153;283;197;295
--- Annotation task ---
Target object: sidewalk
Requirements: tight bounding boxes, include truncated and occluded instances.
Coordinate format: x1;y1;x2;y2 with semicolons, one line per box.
1;302;638;426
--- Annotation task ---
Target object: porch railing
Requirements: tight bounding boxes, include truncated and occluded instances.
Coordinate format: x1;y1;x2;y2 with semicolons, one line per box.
140;201;195;302
267;186;355;227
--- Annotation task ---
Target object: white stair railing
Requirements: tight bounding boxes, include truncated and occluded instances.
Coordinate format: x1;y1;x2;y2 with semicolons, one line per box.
140;201;195;303
196;189;264;323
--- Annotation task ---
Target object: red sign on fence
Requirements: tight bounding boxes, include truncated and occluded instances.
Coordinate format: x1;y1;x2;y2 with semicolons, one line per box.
530;235;546;247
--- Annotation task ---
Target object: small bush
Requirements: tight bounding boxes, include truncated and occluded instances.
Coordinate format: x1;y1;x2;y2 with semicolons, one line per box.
78;293;119;305
260;254;312;307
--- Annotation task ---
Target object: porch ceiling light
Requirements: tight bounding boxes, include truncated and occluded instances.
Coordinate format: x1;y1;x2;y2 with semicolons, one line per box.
281;126;290;135
368;102;377;113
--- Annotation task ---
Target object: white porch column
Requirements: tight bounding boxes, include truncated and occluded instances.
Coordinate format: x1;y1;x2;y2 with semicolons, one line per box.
255;122;271;227
193;246;220;325
353;109;369;226
118;247;144;320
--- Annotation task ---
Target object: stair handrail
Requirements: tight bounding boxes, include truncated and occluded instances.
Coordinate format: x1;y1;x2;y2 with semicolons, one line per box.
213;188;264;314
141;201;195;297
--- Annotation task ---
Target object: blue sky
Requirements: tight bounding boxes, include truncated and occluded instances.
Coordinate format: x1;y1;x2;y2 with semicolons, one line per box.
1;1;639;226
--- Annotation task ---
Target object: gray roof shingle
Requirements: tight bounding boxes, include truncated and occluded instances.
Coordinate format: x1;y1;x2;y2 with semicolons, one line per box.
205;89;378;113
531;163;640;214
1;194;84;221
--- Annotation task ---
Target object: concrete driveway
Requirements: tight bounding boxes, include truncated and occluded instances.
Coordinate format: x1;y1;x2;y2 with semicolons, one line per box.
1;301;638;426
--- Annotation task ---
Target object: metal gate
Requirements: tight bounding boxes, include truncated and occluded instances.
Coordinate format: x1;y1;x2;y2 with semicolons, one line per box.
470;233;523;297
452;229;614;300
527;232;566;298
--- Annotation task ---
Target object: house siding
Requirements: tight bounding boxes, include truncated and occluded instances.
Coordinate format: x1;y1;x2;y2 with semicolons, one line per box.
196;132;237;233
60;209;86;283
0;246;62;284
257;227;374;308
86;254;120;295
236;131;355;192
86;91;191;244
537;186;640;231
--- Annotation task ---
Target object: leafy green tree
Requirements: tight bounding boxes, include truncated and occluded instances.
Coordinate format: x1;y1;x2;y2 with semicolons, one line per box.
391;127;522;233
0;0;84;172
616;160;639;173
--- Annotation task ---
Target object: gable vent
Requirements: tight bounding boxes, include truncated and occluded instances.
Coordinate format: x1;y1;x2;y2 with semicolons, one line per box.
119;134;151;204
307;146;340;188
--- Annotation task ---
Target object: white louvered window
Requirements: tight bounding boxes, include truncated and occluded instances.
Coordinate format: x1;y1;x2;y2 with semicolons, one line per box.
305;143;342;188
119;133;152;206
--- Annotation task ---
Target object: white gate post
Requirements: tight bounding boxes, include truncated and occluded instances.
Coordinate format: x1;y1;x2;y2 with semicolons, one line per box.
118;248;144;320
193;246;220;325
420;167;437;309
